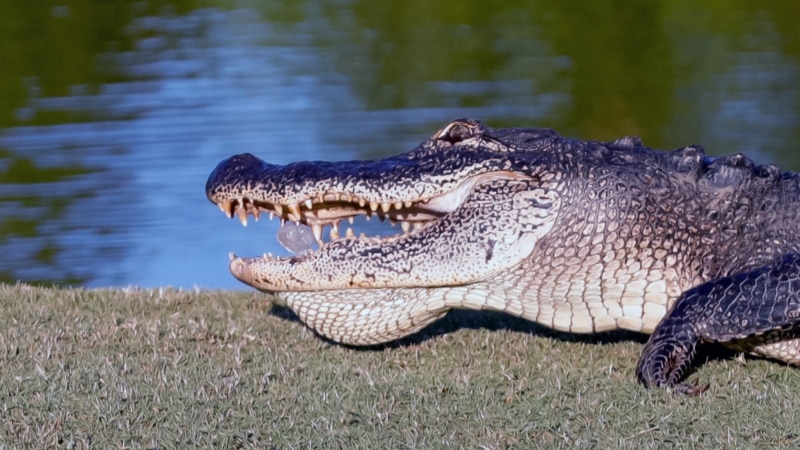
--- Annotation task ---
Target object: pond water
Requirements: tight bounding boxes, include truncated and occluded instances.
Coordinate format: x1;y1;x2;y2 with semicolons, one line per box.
1;1;799;289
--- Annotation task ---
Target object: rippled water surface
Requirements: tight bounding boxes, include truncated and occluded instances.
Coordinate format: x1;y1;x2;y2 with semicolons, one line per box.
1;1;799;289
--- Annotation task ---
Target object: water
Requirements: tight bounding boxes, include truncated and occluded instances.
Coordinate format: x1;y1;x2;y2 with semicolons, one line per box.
1;1;799;289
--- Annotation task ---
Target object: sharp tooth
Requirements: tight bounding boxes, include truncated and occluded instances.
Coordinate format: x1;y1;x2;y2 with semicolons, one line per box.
287;203;301;219
253;209;260;221
269;212;275;220
311;223;323;243
237;207;248;227
219;201;233;218
280;218;286;226
340;193;352;202
404;201;414;208
365;214;371;221
345;227;355;238
316;195;324;204
380;202;391;213
390;219;397;226
358;198;366;207
369;202;379;212
330;227;340;240
228;252;237;262
413;222;425;231
348;216;355;225
274;204;283;216
394;202;403;210
401;221;411;233
304;199;313;209
359;232;366;238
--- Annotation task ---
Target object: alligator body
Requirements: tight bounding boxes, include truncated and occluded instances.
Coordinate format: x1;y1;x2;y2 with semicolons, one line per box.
206;119;800;391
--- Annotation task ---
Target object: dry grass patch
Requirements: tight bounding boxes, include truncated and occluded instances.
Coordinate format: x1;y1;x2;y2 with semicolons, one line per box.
1;284;800;448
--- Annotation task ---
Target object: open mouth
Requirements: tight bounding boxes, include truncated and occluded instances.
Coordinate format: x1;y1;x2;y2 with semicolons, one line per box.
217;192;443;255
212;172;520;254
213;172;520;256
209;164;552;294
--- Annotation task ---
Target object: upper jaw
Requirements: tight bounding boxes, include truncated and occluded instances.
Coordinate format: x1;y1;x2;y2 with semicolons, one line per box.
204;140;525;241
203;118;532;214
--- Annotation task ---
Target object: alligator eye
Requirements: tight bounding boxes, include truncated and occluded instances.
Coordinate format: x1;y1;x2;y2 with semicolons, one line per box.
433;118;485;144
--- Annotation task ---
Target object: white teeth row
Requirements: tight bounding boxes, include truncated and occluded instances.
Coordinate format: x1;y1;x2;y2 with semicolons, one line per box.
221;195;422;228
308;219;424;247
219;196;429;247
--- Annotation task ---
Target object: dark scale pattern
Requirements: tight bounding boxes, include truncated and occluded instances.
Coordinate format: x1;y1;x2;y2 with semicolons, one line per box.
637;254;800;390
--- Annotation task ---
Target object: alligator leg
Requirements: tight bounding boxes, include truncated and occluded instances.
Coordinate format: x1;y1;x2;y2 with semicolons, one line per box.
636;254;800;393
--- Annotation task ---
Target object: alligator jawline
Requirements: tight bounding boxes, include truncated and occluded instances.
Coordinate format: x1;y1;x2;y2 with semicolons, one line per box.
217;170;528;257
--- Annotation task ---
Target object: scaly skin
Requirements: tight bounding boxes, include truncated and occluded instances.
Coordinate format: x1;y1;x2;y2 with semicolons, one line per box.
206;119;800;389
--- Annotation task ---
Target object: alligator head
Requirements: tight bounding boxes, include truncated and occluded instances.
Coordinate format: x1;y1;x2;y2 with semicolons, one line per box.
206;119;567;344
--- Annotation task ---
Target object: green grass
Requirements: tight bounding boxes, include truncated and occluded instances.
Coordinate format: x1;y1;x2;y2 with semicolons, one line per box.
2;284;800;448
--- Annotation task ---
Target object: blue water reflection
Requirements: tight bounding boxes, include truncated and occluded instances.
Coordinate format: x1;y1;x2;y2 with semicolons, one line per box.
0;4;798;289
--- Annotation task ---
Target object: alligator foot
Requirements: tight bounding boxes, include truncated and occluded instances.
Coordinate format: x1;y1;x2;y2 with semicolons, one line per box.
637;254;800;391
636;334;708;395
635;318;701;391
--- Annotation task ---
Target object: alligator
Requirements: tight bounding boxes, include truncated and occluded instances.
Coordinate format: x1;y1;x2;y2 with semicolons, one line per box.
206;118;800;393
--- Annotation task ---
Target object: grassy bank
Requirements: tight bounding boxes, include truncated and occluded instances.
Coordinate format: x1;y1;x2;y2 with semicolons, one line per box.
1;284;799;448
